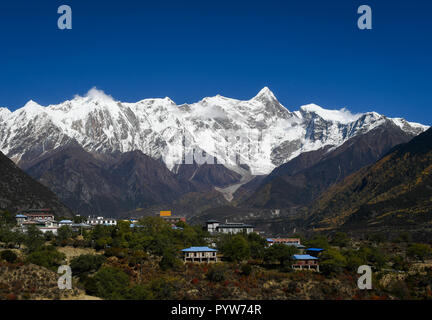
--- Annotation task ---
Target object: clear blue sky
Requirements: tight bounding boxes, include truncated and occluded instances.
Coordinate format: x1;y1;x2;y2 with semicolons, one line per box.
0;0;431;124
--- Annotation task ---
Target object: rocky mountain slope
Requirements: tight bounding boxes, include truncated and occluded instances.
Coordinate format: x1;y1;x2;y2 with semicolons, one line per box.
21;141;240;216
305;127;432;233
243;121;419;209
0;150;73;216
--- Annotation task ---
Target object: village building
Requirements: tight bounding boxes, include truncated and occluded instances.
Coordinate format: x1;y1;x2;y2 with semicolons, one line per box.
306;248;324;257
267;238;301;245
206;220;254;234
59;219;73;226
181;246;218;263
18;209;55;222
205;220;220;233
86;216;117;226
15;210;58;234
291;254;319;272
266;238;306;252
162;215;186;224
158;211;186;225
15;210;90;235
20;219;59;235
15;214;27;225
69;223;92;235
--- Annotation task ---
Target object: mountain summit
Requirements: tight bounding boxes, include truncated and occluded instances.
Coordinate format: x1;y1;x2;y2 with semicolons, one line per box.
0;88;428;175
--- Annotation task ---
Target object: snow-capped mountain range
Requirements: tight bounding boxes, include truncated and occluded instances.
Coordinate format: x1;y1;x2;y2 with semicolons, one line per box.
0;87;428;175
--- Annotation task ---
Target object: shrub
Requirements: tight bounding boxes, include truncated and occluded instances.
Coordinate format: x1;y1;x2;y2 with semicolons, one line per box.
147;277;180;299
125;284;153;300
407;243;432;262
264;244;298;268
219;234;250;262
159;249;182;271
26;246;66;271
389;279;410;299
0;250;18;263
206;264;227;282
240;263;252;276
70;254;106;278
320;248;347;275
104;247;128;259
87;267;130;299
330;232;350;247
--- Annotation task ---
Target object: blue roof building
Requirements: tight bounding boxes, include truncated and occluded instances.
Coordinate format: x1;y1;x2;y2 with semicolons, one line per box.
293;254;318;260
181;247;218;263
292;254;320;272
59;220;73;224
181;246;217;252
306;248;324;257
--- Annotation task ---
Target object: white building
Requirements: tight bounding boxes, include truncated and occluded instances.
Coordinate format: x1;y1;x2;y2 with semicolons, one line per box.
206;220;220;233
86;216;117;226
206;220;254;234
182;247;218;263
59;220;73;226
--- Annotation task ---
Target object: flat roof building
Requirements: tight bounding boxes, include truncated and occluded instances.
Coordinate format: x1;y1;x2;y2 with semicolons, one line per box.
206;220;254;234
182;246;218;263
292;254;319;272
87;216;117;226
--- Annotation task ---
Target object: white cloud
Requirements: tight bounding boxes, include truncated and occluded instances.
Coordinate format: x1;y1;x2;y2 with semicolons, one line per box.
300;104;362;124
75;87;116;103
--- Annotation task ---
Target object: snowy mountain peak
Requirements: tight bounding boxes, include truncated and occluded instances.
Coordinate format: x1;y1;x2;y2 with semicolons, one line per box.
0;88;428;175
252;87;278;102
23;100;42;109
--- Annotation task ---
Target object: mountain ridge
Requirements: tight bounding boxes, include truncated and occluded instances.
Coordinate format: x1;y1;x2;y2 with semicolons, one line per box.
0;87;427;177
304;127;432;233
0;150;73;217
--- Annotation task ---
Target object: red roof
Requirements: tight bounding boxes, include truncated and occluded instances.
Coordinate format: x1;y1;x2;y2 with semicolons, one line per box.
24;213;54;216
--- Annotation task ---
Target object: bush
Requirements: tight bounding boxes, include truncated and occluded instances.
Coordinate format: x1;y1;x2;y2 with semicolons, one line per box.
240;263;252;276
147;277;179;299
86;267;130;299
344;252;366;272
104;247;128;259
320;248;347;275
26;246;66;271
159;249;182;271
330;232;350;247
125;284;153;300
264;244;298;268
219;234;250;262
389;279;410;299
407;243;432;262
24;225;44;252
391;255;411;272
305;235;329;249
70;254;106;278
0;250;17;263
206;264;227;282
